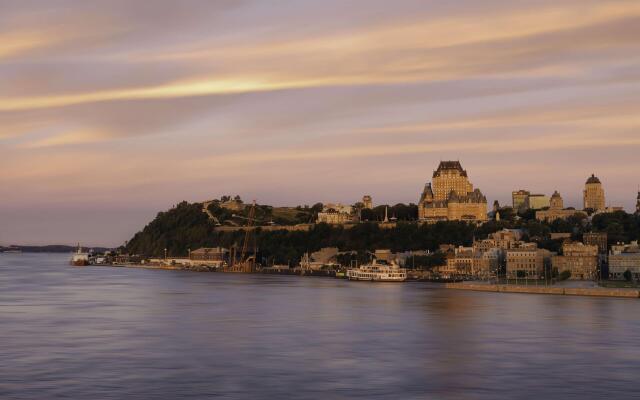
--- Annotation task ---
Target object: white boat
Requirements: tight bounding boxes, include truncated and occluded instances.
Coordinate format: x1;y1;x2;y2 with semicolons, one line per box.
347;259;407;282
70;245;90;266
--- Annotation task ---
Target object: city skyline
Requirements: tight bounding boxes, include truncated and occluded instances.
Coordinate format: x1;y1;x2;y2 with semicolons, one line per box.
2;0;640;246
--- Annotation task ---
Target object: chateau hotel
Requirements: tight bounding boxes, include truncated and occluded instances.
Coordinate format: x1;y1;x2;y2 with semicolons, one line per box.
418;161;488;222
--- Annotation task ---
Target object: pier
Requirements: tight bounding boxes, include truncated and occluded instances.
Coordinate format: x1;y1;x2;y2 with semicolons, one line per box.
445;282;640;298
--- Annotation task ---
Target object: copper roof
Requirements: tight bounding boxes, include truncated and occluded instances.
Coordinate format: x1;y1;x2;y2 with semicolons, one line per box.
433;161;467;178
586;174;601;184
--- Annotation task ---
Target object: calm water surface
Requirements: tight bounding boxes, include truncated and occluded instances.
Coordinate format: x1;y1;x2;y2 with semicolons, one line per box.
1;253;639;399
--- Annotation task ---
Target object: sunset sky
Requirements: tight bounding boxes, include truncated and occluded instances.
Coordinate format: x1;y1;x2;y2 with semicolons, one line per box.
1;0;639;246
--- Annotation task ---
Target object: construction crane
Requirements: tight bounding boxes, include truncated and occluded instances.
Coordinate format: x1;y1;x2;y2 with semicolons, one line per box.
239;201;256;266
226;201;258;273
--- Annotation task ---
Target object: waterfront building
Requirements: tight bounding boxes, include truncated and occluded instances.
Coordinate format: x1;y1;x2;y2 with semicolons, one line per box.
190;247;228;262
418;161;488;222
512;190;530;212
317;203;355;224
362;195;373;209
536;191;586;222
583;232;608;254
506;247;551;278
394;250;432;268
583;174;606;211
474;248;501;277
300;247;340;271
528;194;550;210
552;242;598;280
446;246;475;275
608;241;640;280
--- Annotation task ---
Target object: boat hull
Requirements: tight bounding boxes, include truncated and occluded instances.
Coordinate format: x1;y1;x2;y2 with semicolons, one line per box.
346;271;406;282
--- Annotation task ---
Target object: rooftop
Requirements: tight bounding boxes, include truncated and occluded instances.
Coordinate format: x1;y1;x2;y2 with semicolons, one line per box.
433;160;467;177
586;174;601;184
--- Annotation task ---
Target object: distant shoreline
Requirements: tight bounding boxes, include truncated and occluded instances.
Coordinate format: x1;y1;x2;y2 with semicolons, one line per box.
0;246;111;253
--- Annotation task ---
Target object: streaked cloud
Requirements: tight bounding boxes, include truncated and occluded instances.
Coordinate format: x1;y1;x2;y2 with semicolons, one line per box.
1;0;639;245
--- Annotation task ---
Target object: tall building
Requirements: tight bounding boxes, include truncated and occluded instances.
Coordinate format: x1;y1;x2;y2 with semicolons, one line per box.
636;191;640;215
583;174;605;211
418;161;487;222
362;195;373;209
528;194;549;210
512;190;530;212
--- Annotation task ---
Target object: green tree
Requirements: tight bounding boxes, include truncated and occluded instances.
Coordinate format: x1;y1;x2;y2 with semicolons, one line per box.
559;270;572;281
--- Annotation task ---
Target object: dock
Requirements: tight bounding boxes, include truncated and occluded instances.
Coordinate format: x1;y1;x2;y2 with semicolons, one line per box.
445;283;640;299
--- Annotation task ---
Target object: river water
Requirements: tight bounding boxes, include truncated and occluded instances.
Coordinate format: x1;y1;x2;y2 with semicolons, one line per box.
1;253;639;399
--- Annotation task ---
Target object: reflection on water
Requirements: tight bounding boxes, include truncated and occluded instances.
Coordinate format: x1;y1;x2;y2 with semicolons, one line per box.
1;253;639;399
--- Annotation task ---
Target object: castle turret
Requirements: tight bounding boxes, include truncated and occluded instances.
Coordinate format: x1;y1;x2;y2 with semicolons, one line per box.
419;183;434;204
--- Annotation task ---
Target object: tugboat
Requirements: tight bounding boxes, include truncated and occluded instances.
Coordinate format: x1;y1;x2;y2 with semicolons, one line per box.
347;259;407;282
70;245;90;266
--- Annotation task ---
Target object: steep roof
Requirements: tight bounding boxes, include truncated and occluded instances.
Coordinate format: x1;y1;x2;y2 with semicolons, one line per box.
433;160;467;178
419;183;433;203
586;174;601;184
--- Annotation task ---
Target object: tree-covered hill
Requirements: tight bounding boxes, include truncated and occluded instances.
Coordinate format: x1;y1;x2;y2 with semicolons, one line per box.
125;201;640;264
125;201;475;260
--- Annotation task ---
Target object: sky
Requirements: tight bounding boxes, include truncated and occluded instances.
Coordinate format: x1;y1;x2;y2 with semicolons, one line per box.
1;0;639;246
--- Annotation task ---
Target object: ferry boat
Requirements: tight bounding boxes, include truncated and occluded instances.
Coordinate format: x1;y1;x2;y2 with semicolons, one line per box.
70;245;90;266
346;259;407;282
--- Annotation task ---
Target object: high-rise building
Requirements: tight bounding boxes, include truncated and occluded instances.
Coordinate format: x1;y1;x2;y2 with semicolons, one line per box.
528;194;549;210
430;161;474;201
418;161;487;222
583;174;605;211
512;190;530;212
636;191;640;215
362;195;373;209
